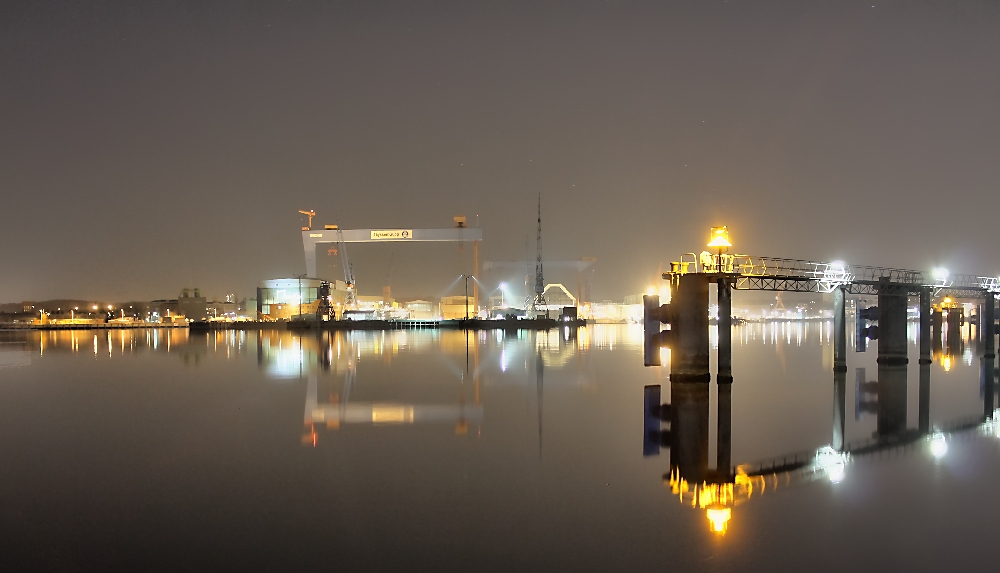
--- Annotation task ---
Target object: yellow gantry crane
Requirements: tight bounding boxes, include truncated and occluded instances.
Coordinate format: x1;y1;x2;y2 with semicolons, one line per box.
299;209;316;230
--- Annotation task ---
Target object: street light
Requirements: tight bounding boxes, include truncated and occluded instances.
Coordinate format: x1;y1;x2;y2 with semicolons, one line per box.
708;226;732;272
460;274;471;319
932;267;950;286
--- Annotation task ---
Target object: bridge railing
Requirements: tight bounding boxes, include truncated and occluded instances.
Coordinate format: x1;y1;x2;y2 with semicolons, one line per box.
847;265;923;284
666;252;998;294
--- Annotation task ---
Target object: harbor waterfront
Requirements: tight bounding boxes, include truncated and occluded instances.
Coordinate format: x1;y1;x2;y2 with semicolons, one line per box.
1;322;997;570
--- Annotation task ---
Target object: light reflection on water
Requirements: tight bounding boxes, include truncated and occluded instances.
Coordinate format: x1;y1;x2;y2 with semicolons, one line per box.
0;323;997;569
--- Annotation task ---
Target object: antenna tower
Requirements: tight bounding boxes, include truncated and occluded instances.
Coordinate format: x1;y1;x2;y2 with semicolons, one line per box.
532;194;546;316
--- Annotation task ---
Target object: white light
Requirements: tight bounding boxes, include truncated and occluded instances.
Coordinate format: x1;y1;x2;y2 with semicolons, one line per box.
499;282;507;289
930;434;948;458
933;267;949;282
813;446;848;484
826;464;846;484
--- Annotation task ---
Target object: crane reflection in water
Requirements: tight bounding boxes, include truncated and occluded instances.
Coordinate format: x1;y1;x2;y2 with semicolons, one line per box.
252;328;590;448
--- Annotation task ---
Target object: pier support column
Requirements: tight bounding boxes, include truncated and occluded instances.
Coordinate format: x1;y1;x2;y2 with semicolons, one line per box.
877;280;908;365
983;294;995;419
932;308;943;350
976;304;983;354
643;294;662;367
983;294;995;360
919;288;932;365
670;273;711;383
833;286;847;372
833;369;846;451
717;278;733;383
947;307;963;356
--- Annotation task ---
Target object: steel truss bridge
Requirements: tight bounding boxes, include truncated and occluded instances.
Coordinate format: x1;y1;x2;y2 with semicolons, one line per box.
666;253;1000;298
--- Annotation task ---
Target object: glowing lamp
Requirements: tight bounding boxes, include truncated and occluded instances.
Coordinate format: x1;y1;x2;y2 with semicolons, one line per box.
706;507;732;534
708;226;732;273
932;267;949;283
708;226;732;249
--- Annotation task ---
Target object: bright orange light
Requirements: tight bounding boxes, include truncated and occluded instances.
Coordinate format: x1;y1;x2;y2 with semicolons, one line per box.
708;226;732;248
706;507;732;534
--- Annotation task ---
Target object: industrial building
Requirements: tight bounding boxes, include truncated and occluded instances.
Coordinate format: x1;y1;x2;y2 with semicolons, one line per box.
257;278;349;321
439;295;476;320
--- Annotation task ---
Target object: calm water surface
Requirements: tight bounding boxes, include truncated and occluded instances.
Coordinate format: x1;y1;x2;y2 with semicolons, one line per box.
1;324;997;571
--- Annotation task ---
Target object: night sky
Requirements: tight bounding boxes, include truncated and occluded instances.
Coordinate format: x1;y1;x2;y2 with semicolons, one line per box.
2;1;998;303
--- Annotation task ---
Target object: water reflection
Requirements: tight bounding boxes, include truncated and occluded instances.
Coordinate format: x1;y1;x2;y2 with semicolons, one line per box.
252;329;592;448
647;323;998;536
4;323;998;542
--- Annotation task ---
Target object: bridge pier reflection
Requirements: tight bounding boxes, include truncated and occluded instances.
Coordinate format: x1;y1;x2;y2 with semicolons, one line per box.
877;364;908;436
919;363;931;433
644;333;1000;538
833;369;846;451
718;382;732;476
670;383;711;483
643;381;733;482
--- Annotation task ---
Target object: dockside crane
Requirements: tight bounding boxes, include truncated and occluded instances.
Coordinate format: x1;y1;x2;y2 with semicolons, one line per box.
299;210;316;230
319;221;357;307
336;226;357;307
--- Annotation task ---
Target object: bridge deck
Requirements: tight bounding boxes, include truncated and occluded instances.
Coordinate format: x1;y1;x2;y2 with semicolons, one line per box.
663;254;997;297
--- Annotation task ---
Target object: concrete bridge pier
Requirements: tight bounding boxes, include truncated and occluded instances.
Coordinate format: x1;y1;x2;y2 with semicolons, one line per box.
833;286;847;372
876;280;908;365
717;278;733;384
643;294;663;367
670;273;711;383
919;288;932;365
976;304;983;354
946;307;964;356
983;294;995;361
982;294;995;419
932;308;943;351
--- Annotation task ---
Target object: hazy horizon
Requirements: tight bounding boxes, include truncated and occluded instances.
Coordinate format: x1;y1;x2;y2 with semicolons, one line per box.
3;1;998;302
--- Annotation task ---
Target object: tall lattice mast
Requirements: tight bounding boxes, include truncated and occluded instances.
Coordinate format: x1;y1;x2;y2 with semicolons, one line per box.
532;194;546;315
